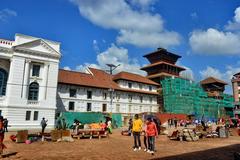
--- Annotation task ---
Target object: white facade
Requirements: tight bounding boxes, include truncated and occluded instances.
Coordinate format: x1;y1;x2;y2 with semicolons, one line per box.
0;34;60;130
57;70;159;126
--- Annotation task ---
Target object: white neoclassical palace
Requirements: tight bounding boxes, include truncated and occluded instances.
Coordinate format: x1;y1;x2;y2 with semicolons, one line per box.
0;34;60;129
0;34;159;130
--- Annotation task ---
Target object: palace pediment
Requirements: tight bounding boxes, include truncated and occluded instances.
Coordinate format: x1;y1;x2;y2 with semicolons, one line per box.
13;39;61;58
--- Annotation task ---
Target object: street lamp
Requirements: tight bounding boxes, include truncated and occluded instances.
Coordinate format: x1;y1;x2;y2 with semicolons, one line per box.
106;64;120;115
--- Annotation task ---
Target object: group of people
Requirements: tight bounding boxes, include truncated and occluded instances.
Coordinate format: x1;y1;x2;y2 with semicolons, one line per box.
70;118;113;134
130;114;158;155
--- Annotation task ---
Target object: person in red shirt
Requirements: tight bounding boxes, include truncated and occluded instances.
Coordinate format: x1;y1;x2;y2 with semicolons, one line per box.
146;118;158;155
0;116;6;154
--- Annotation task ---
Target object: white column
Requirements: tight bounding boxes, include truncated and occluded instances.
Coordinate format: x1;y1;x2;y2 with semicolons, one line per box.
23;59;31;99
5;58;14;100
41;63;49;100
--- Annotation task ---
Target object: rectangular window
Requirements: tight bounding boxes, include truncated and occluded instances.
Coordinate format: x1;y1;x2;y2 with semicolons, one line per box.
69;101;75;111
26;111;31;121
128;83;132;89
116;104;120;113
69;89;77;98
116;94;120;101
139;84;142;89
0;110;2;116
32;64;40;77
87;91;92;99
149;86;152;91
238;82;240;87
103;92;107;100
129;105;132;113
140;106;142;113
149;97;153;103
102;104;107;112
128;95;132;102
139;96;143;103
87;103;92;112
33;111;39;121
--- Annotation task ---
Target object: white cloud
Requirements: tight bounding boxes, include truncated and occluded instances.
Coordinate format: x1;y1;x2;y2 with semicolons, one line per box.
190;12;198;20
93;40;100;53
70;0;181;48
180;66;194;80
129;0;156;11
75;44;146;75
225;6;240;30
189;28;240;55
200;66;223;79
117;29;181;48
0;8;17;22
176;62;194;80
189;6;240;55
63;66;71;70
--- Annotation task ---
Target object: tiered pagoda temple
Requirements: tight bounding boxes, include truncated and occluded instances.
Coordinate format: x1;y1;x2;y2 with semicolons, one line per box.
141;48;186;83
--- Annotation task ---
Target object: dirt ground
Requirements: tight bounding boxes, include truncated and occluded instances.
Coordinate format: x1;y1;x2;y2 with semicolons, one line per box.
2;129;240;160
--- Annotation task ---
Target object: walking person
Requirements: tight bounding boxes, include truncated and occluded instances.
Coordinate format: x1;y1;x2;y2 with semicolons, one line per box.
0;116;6;154
107;119;112;134
3;118;8;132
143;120;149;152
174;117;178;129
128;118;133;136
62;118;67;130
132;114;143;151
168;119;171;128
146;118;158;155
41;117;48;135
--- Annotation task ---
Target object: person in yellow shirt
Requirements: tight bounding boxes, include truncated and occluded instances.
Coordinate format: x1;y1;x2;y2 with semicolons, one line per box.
132;114;143;151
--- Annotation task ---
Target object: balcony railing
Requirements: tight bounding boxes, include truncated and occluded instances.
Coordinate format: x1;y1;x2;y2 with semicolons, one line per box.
27;100;39;105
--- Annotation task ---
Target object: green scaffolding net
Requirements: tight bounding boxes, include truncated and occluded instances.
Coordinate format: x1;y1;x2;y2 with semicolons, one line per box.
59;112;122;128
161;77;234;120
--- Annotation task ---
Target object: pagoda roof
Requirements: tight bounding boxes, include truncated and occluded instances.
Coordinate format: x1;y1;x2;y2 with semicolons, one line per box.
200;77;227;85
141;61;186;71
143;48;181;60
147;72;180;79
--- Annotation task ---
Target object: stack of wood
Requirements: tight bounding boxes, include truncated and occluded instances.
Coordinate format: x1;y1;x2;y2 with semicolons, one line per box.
51;129;73;142
16;130;28;143
182;129;199;142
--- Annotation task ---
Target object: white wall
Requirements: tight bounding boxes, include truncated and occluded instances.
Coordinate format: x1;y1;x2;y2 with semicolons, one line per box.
117;80;157;92
0;34;60;130
57;84;159;114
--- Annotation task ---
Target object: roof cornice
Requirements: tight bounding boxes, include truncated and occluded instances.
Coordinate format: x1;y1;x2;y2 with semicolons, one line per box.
14;47;60;59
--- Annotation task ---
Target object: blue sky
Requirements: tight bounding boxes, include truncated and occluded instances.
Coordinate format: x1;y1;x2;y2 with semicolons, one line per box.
1;0;240;94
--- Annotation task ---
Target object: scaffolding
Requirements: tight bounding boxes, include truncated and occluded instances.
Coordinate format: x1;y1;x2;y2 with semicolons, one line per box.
161;77;234;120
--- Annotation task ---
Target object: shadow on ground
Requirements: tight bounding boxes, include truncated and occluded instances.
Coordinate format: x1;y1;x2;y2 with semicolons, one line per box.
151;144;240;160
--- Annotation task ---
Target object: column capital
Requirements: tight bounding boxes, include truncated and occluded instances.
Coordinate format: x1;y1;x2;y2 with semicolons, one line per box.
26;59;31;63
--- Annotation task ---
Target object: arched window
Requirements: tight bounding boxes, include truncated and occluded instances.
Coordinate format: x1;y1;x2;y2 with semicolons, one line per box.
0;68;8;96
28;82;39;100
